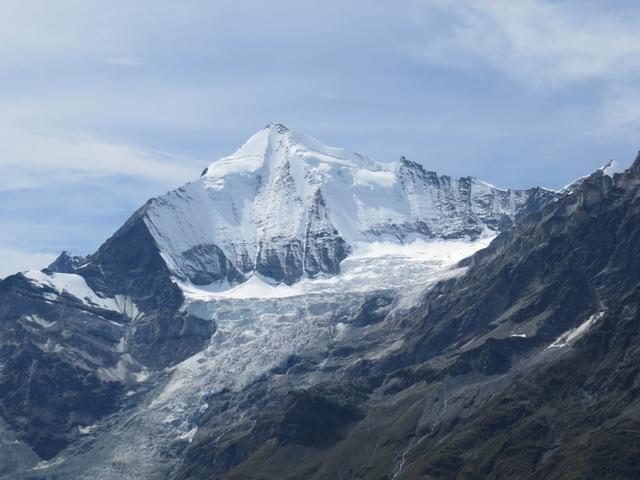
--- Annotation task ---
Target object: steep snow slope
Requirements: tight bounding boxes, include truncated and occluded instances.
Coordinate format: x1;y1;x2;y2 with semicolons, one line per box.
142;123;557;287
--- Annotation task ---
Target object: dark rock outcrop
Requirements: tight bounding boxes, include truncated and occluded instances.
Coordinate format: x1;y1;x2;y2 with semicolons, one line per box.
78;207;212;369
0;274;125;461
45;251;85;274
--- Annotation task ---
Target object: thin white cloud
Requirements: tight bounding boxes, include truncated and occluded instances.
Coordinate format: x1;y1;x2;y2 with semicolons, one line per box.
0;247;57;278
411;0;640;88
405;0;640;142
0;127;202;190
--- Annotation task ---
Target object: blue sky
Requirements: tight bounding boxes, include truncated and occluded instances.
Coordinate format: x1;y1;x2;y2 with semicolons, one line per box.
2;0;640;276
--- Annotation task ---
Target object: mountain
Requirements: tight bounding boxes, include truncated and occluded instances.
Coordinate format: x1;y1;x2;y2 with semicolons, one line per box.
119;122;557;286
168;154;640;480
181;153;640;480
0;124;635;479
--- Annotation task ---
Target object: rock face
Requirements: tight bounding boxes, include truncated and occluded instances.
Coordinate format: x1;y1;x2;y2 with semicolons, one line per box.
77;211;214;370
0;272;126;462
0;208;212;467
45;251;86;273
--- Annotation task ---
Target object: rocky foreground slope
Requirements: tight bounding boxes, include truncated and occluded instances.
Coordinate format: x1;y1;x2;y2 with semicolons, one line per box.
1;126;637;479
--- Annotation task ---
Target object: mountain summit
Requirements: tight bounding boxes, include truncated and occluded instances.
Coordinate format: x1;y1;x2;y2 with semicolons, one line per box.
132;124;558;286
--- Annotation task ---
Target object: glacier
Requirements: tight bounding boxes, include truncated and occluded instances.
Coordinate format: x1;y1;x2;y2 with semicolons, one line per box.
24;236;493;479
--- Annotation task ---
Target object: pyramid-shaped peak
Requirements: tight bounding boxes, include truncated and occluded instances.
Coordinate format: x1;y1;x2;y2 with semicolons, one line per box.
46;251;86;274
203;124;383;179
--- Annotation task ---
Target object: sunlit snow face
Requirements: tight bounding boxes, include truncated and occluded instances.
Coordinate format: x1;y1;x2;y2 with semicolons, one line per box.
142;125;534;292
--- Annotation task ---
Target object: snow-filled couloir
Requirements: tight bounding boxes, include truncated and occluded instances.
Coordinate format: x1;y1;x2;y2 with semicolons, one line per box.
140;122;557;287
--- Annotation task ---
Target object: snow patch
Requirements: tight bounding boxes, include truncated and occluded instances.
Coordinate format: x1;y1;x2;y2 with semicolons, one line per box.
600;160;624;177
177;427;198;443
24;314;56;329
97;360;127;383
31;456;66;471
354;168;396;188
114;295;143;321
547;312;604;350
34;338;64;353
78;424;98;435
24;270;118;311
74;233;496;476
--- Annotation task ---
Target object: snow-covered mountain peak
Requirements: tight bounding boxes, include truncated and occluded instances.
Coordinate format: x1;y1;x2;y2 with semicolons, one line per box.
202;124;382;183
139;126;559;287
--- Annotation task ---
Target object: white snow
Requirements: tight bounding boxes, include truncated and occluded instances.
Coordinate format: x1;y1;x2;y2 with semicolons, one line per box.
562;160;626;193
31;456;66;471
24;314;56;328
30;126;554;477
23;270;119;311
113;295;143;321
354;168;396;188
157;237;492;410
46;180;505;478
141;123;542;286
96;358;149;384
22;272;144;323
97;360;127;383
547;312;604;350
78;424;98;435
114;235;492;477
177;427;198;443
600;160;625;177
184;274;301;299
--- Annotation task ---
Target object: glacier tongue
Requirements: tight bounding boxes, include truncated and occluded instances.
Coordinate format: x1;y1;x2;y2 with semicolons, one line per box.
42;236;491;479
141;123;557;289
